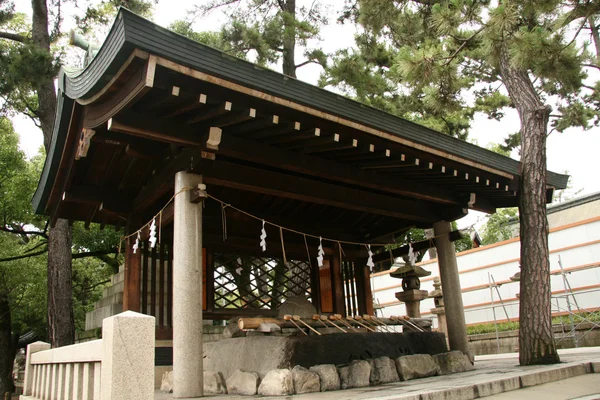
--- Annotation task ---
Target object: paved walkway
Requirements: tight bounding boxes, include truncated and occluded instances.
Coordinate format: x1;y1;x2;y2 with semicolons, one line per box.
156;347;600;399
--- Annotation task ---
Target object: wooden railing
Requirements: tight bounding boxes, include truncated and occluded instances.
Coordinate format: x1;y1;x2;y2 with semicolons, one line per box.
21;311;154;400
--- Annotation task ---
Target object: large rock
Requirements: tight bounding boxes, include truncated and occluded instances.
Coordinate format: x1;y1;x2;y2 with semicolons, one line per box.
396;354;440;381
309;364;340;391
160;370;173;393
258;369;294;396
369;356;399;385
222;316;247;339
292;365;320;394
204;371;227;394
276;295;317;318
338;360;371;389
226;370;260;396
433;351;475;375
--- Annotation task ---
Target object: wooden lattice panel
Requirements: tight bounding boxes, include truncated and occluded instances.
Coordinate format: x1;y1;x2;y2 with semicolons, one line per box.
213;254;312;310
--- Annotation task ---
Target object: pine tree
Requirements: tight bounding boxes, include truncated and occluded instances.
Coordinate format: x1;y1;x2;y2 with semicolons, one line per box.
326;0;599;365
0;0;155;349
185;0;328;77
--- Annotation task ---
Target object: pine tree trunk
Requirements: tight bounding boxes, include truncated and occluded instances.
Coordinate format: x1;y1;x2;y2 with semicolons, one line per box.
47;219;75;347
498;47;560;365
32;0;76;347
0;294;15;395
281;0;297;78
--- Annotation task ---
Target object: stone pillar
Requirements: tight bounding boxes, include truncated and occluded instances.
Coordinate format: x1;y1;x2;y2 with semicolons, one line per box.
173;171;204;398
433;220;469;356
23;341;51;396
429;277;448;344
101;311;155;400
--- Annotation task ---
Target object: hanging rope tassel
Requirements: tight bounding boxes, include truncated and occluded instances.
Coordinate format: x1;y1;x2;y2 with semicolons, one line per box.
260;220;267;252
317;237;324;267
158;210;162;245
366;244;374;271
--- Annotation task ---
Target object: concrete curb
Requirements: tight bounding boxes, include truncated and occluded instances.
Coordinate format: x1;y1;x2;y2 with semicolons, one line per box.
387;361;597;400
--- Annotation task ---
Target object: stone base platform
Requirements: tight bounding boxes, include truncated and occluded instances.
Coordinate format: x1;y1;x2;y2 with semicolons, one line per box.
203;332;447;380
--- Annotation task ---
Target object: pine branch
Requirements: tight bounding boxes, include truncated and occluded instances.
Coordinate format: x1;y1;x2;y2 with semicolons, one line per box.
72;250;118;260
0;249;47;263
0;226;49;239
0;31;28;43
79;279;111;293
441;27;485;67
295;59;320;69
582;63;600;71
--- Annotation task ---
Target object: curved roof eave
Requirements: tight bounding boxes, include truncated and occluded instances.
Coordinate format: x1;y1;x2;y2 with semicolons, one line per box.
32;7;570;215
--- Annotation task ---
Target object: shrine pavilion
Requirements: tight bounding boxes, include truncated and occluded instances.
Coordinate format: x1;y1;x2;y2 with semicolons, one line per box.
32;8;568;397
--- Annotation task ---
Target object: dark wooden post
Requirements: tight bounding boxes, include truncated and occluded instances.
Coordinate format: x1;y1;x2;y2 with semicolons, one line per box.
123;235;141;312
354;260;374;315
331;243;346;316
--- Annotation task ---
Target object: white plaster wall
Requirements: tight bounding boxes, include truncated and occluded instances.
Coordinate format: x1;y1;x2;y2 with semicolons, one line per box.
371;218;600;327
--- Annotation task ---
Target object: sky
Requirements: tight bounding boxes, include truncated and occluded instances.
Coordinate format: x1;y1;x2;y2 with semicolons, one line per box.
12;0;600;229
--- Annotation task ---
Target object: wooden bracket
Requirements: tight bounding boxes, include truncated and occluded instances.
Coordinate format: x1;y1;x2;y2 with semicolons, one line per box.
190;183;207;204
75;128;95;160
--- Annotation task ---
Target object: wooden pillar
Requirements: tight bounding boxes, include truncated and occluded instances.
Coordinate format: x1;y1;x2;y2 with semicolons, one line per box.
172;171;204;398
355;261;374;316
123;235;141;312
331;244;346;316
433;220;469;356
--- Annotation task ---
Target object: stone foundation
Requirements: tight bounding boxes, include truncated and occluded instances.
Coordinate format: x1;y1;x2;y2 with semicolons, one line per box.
204;332;447;380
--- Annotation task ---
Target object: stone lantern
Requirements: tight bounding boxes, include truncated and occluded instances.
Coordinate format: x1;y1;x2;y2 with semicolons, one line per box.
429;276;447;336
391;264;431;318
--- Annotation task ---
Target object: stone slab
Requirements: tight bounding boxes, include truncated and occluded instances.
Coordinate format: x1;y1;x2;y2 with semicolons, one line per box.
433;350;475;375
257;369;293;396
204;332;446;381
309;364;340;392
292;365;320;394
520;364;588;387
396;354;440;380
338;360;371;390
369;356;399;385
204;371;227;394
226;370;260;396
154;347;600;400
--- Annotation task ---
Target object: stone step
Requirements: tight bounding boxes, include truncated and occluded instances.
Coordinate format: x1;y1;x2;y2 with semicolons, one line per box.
111;271;124;285
85;304;123;331
94;292;123;310
102;280;124;298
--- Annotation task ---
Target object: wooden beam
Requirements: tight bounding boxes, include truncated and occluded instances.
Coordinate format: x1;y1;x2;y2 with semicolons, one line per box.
199;160;439;223
108;110;203;146
371;230;464;263
216;135;462;206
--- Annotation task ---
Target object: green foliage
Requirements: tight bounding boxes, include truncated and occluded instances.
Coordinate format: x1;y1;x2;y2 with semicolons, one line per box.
467;320;519;335
0;117;119;336
322;0;600;145
187;0;328;76
75;0;157;33
466;312;600;335
169;20;247;59
480;208;518;246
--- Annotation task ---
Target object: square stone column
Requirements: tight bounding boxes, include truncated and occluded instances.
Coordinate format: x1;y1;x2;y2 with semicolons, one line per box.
101;311;155;400
433;220;469;356
173;171;204;398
